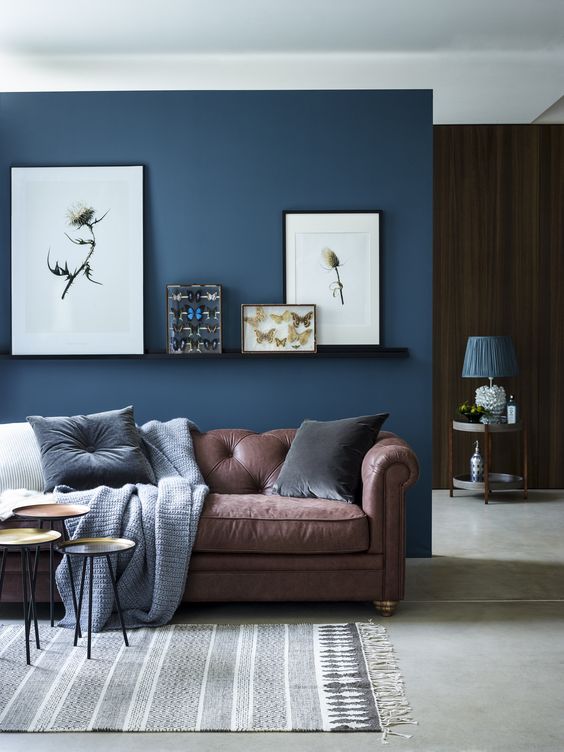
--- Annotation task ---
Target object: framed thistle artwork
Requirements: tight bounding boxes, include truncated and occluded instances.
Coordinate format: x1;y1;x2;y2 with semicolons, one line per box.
11;166;144;355
167;284;223;354
241;304;316;354
283;210;381;347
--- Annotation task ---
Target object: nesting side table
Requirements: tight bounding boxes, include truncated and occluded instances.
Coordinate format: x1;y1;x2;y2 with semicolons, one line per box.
448;420;528;504
0;528;61;664
56;537;135;659
13;503;89;630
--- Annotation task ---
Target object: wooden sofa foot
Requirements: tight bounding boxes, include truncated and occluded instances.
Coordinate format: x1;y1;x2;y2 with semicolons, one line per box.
374;600;398;617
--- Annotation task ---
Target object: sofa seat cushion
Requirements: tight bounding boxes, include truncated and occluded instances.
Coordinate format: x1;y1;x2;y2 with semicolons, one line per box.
194;493;369;554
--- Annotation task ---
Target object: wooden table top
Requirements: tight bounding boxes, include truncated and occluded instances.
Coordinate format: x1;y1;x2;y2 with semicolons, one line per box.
13;503;90;520
452;420;523;433
56;537;136;556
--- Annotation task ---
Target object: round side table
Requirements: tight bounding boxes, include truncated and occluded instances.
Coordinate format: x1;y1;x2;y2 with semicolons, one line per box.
56;537;135;659
13;502;89;630
0;528;61;664
448;420;528;504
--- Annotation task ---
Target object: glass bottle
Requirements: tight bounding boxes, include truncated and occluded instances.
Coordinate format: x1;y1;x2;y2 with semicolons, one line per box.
470;440;483;483
507;395;518;424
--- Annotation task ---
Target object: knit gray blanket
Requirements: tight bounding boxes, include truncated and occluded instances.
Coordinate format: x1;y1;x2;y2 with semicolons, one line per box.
54;418;208;632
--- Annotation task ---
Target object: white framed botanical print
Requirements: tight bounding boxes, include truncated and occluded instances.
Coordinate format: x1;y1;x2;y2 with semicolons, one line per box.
284;210;381;346
11;166;144;355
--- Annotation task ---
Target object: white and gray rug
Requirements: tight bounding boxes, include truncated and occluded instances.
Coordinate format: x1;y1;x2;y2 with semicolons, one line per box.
0;622;415;740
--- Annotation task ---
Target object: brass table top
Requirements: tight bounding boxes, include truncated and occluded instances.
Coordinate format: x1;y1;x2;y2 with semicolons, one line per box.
0;528;62;547
13;503;90;521
57;537;136;557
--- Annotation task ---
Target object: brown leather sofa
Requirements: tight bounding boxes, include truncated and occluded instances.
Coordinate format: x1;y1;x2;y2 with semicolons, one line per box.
0;426;418;616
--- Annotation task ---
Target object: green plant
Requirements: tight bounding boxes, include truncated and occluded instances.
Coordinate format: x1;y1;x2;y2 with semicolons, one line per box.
458;401;489;421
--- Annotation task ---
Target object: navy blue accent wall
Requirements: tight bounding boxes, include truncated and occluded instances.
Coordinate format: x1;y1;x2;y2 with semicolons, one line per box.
0;91;432;556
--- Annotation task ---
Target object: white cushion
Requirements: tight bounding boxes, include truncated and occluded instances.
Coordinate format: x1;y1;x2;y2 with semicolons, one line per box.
0;488;46;522
0;422;45;495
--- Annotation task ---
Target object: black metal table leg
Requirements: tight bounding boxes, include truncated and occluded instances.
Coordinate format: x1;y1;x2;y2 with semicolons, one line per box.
106;555;129;647
27;545;40;634
62;524;82;639
29;528;42;625
87;557;93;659
56;536;135;659
74;558;87;647
20;549;30;665
25;548;40;650
49;521;54;627
31;545;40;591
0;549;6;600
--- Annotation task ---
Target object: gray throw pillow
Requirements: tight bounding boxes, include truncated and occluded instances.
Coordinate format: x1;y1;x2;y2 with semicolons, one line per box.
273;414;389;503
27;406;155;492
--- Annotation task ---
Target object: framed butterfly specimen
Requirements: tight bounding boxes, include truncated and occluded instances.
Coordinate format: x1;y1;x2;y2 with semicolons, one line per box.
283;210;381;347
166;284;223;354
241;304;316;354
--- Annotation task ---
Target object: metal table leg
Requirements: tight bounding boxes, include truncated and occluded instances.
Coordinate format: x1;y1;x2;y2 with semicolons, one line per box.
25;548;40;650
27;545;40;636
74;558;87;647
0;549;6;600
20;549;30;665
106;555;129;647
49;521;54;627
87;557;93;659
62;524;82;638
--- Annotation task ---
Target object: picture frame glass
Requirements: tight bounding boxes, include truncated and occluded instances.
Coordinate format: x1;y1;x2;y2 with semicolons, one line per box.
284;211;380;346
242;304;316;353
11;166;144;355
167;284;222;354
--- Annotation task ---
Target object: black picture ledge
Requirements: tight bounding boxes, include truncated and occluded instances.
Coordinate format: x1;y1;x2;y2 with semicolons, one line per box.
0;346;409;360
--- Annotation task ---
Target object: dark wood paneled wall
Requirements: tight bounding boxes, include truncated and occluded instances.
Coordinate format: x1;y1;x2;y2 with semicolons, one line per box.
433;125;564;488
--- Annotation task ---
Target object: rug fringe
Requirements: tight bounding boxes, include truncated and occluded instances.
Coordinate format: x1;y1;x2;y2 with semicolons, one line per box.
357;622;417;744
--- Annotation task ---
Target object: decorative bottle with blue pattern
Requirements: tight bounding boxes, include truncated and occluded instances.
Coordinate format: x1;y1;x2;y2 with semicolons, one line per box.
470;440;483;483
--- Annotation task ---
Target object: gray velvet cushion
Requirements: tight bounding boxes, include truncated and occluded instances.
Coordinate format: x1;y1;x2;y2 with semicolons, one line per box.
273;414;389;503
27;406;155;492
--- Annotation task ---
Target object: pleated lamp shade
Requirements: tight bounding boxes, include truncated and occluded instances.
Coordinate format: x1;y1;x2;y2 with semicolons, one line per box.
462;336;518;378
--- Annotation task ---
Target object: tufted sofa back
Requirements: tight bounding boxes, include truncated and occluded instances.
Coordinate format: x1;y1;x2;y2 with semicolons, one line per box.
192;428;297;495
191;427;395;496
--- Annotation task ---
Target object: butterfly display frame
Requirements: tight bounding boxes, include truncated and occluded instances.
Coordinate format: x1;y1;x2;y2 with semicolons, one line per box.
241;304;317;354
166;284;223;354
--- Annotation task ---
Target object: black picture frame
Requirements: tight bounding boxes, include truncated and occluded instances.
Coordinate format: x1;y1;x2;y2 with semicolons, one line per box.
166;284;223;355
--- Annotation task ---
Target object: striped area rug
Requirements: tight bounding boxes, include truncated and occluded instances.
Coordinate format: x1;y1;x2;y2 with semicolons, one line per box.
0;622;415;740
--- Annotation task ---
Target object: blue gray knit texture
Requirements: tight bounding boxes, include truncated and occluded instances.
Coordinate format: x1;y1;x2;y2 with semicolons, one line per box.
54;418;208;632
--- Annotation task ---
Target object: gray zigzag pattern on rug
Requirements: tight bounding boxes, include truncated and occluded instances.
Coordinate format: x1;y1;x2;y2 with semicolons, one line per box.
317;623;379;731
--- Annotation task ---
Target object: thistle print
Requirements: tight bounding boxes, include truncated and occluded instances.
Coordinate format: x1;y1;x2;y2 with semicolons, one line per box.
47;203;109;300
321;247;344;305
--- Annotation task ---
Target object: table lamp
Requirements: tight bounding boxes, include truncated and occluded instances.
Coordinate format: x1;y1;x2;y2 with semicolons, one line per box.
462;336;518;423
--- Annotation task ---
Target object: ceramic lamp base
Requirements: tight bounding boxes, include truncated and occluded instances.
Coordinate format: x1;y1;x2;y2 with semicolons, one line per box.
475;384;506;424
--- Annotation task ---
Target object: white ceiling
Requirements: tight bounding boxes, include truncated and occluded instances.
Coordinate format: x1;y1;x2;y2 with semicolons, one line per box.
0;0;562;123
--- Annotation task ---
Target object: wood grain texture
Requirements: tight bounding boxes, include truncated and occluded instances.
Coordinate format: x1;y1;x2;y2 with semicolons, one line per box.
434;125;564;488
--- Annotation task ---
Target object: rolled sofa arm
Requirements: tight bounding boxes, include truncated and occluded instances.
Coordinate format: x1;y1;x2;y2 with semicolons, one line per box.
361;431;419;599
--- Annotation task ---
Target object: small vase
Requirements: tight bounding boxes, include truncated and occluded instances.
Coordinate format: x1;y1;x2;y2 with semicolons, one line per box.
476;384;506;424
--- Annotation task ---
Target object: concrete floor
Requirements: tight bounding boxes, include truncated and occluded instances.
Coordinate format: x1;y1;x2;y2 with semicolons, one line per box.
2;489;564;751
